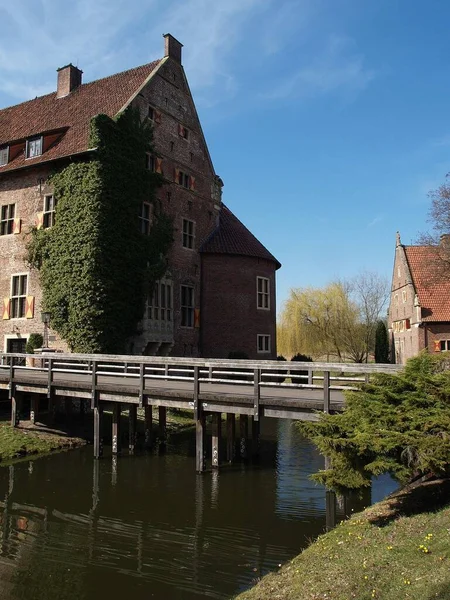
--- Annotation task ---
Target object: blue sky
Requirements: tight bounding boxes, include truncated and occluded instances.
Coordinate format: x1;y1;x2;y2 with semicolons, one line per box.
1;0;449;312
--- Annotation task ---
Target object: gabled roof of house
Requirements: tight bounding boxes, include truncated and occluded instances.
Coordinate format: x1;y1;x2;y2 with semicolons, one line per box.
200;204;281;269
0;60;161;173
404;244;450;321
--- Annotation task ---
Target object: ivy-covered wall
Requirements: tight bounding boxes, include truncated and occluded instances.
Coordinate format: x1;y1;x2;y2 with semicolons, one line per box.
27;108;173;353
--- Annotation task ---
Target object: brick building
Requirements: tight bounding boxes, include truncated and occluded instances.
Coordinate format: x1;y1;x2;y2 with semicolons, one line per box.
0;34;280;359
388;232;450;364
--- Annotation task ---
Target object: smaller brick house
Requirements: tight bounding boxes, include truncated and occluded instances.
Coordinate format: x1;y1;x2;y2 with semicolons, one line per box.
388;232;450;364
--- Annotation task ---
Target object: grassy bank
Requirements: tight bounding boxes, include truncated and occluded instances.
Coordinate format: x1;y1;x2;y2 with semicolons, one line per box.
0;422;85;463
234;479;450;600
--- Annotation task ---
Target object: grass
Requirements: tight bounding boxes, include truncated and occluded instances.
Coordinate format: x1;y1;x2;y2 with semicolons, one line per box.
0;422;84;463
234;478;450;600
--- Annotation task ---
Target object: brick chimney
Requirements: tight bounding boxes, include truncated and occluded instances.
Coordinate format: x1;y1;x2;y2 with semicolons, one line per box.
56;64;83;98
163;34;183;64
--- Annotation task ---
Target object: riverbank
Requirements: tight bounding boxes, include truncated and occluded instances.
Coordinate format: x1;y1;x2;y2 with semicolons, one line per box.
0;407;194;464
234;478;450;600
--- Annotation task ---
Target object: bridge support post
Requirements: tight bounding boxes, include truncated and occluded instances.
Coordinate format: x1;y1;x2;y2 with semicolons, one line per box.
129;405;137;454
239;415;248;460
144;405;153;449
93;402;103;459
251;416;260;460
30;396;39;425
158;406;167;442
226;414;236;462
11;392;22;428
112;403;122;455
196;412;206;472
211;413;221;469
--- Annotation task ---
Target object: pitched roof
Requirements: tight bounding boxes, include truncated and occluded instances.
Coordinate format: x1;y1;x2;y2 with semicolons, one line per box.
404;245;450;321
200;204;281;269
0;60;161;173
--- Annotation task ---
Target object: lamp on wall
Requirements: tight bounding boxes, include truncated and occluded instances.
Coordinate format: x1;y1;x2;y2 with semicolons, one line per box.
41;312;51;348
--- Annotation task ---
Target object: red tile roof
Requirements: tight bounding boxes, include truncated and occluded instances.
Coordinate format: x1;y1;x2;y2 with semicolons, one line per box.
0;60;161;173
200;204;281;268
404;245;450;321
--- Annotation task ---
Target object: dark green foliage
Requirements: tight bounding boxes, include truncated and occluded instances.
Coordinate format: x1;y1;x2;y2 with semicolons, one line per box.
291;352;313;384
265;355;287;384
27;108;173;353
300;352;450;493
25;334;44;354
374;320;390;363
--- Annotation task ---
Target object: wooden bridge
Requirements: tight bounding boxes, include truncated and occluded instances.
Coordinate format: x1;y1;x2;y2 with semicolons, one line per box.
0;353;401;471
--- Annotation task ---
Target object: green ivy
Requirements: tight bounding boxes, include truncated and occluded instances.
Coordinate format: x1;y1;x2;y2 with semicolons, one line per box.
27;108;173;353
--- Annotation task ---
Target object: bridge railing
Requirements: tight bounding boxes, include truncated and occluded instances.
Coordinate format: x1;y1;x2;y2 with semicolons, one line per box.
0;351;402;393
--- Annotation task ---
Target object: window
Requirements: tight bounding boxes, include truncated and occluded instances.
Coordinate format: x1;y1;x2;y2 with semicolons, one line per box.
178;124;189;140
394;293;399;306
0;146;8;167
43;195;56;228
182;218;195;249
440;340;450;351
181;285;194;327
257;334;271;354
257;277;270;310
146;153;155;172
140;202;152;235
402;290;407;303
148;279;172;321
1;204;15;235
177;170;190;188
11;274;28;319
26;136;43;159
148;106;154;121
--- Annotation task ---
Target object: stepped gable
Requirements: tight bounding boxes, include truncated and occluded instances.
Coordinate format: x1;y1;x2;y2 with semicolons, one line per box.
200;204;281;269
404;245;450;321
0;60;161;173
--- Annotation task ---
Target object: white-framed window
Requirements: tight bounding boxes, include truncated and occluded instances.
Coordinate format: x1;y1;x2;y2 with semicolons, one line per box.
177;170;190;188
440;340;450;351
402;290;407;303
397;266;401;278
257;334;271;354
148;279;173;321
182;218;195;249
181;285;194;327
0;146;9;167
43;195;56;228
140;202;152;235
394;293;399;306
11;274;28;319
26;136;43;159
1;204;15;235
257;277;270;310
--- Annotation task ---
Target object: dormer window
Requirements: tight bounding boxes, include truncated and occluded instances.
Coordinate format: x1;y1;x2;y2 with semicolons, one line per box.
0;146;8;167
26;136;43;159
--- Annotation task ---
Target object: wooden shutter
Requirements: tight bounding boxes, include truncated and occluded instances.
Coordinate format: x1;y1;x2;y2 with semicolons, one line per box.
156;158;163;174
2;298;10;320
405;318;411;330
194;308;200;328
434;340;441;352
36;212;44;229
13;218;21;234
154;111;162;124
25;296;35;319
189;176;196;191
178;123;185;137
174;168;180;183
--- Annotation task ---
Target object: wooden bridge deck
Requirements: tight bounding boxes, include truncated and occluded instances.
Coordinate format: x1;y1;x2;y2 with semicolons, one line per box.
0;353;401;471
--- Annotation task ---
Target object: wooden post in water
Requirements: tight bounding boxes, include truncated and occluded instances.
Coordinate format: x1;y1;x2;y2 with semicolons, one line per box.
93;403;103;459
193;366;206;472
144;405;153;449
158;406;167;441
226;413;236;462
30;396;38;425
251;416;260;460
11;392;22;428
129;405;137;454
211;413;221;469
239;414;249;460
112;403;121;455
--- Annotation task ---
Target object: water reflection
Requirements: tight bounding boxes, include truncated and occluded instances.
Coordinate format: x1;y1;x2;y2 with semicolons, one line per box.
0;421;397;600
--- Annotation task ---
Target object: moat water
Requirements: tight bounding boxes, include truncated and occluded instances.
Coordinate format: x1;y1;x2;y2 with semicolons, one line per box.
0;419;396;599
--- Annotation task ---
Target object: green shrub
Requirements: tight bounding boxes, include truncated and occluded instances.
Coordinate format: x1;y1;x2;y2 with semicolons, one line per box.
290;353;313;384
25;334;44;354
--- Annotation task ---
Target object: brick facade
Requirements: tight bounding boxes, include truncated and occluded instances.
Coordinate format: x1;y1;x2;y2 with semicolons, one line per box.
0;34;280;358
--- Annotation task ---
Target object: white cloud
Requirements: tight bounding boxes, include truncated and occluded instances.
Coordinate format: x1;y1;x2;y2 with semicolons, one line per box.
263;35;374;101
367;216;383;228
